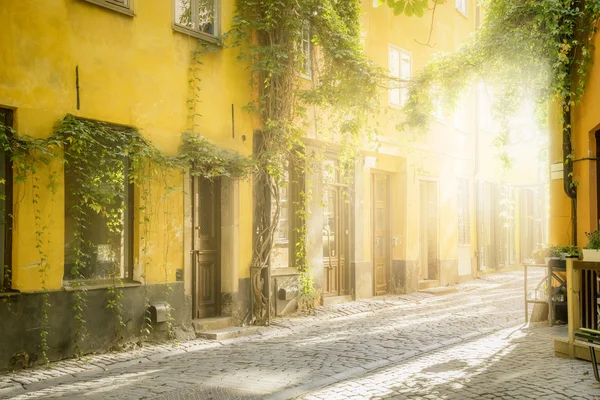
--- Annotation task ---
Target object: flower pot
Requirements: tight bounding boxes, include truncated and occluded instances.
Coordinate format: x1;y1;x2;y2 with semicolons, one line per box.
582;249;600;262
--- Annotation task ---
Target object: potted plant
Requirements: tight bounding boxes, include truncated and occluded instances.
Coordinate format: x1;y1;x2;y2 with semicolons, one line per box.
549;245;563;260
560;244;580;259
582;230;600;262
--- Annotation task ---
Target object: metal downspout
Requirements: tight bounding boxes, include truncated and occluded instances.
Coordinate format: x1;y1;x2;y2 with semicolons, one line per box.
563;106;577;245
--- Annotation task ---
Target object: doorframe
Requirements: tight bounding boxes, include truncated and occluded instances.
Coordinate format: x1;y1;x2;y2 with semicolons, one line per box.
417;177;440;281
190;175;222;320
371;170;392;295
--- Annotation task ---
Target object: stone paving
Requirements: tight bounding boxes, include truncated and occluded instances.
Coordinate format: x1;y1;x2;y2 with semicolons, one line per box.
1;270;598;399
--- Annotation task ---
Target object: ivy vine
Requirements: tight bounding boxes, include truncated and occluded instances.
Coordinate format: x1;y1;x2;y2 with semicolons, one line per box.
0;113;254;363
401;0;600;171
227;0;385;322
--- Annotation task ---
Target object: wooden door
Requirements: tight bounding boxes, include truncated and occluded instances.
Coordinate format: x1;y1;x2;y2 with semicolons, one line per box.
192;176;220;319
323;186;349;296
372;173;389;295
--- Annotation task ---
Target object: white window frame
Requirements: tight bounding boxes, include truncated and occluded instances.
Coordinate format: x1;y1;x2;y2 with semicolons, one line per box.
82;0;133;16
456;0;467;16
388;45;412;108
173;0;221;43
299;24;312;79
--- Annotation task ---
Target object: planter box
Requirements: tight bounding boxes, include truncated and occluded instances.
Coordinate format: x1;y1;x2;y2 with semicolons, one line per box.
582;249;600;262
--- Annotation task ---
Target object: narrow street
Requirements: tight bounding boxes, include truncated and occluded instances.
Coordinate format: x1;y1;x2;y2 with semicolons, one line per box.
1;271;598;399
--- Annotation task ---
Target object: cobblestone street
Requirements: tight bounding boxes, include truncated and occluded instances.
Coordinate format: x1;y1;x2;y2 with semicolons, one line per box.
2;271;599;399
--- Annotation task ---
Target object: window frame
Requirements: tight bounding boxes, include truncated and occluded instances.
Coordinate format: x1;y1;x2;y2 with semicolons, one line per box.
388;45;412;108
63;120;135;284
81;0;134;17
456;0;467;16
172;0;221;44
0;108;13;292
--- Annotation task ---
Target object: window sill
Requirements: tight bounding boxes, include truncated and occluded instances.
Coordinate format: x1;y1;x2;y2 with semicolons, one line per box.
64;280;142;292
172;24;220;45
388;103;404;110
81;0;134;17
271;267;300;277
0;290;20;298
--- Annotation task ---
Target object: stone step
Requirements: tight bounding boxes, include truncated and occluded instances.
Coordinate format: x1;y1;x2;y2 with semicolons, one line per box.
419;286;457;296
418;279;440;290
191;316;232;332
196;326;261;340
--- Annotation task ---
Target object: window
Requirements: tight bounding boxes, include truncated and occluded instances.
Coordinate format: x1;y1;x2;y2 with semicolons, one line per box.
64;122;133;282
272;162;301;269
457;178;470;245
272;169;291;269
0;109;13;292
82;0;133;16
299;24;312;78
174;0;219;39
456;0;467;15
389;46;411;107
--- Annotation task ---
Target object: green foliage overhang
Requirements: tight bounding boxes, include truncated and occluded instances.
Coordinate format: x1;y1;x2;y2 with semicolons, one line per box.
401;0;600;143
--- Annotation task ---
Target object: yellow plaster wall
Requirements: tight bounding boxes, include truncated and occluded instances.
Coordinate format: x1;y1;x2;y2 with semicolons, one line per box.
549;32;600;247
0;0;254;291
361;0;478;273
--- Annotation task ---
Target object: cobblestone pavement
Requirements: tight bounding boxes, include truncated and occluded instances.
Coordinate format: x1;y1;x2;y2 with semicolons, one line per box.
1;271;598;399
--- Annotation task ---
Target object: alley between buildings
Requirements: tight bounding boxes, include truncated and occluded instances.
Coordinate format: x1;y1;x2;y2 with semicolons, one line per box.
1;271;597;400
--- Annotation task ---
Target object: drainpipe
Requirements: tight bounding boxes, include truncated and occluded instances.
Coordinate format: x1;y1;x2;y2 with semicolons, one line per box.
563;105;577;246
474;88;481;273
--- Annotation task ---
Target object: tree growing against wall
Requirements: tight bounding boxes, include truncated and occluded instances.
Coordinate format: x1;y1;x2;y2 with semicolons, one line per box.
229;0;386;324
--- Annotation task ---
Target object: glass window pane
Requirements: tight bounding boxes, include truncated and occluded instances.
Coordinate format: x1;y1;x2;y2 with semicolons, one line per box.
400;55;411;80
323;160;337;184
198;0;216;34
389;48;400;77
273;167;290;269
323;189;337;258
175;0;193;28
300;24;311;76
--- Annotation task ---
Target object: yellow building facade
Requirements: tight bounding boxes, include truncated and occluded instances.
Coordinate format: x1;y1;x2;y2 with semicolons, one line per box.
0;0;254;368
0;0;546;368
549;34;600;248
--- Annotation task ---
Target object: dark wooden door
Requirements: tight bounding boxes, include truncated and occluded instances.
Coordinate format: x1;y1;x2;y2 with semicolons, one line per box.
372;173;389;295
193;176;220;319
